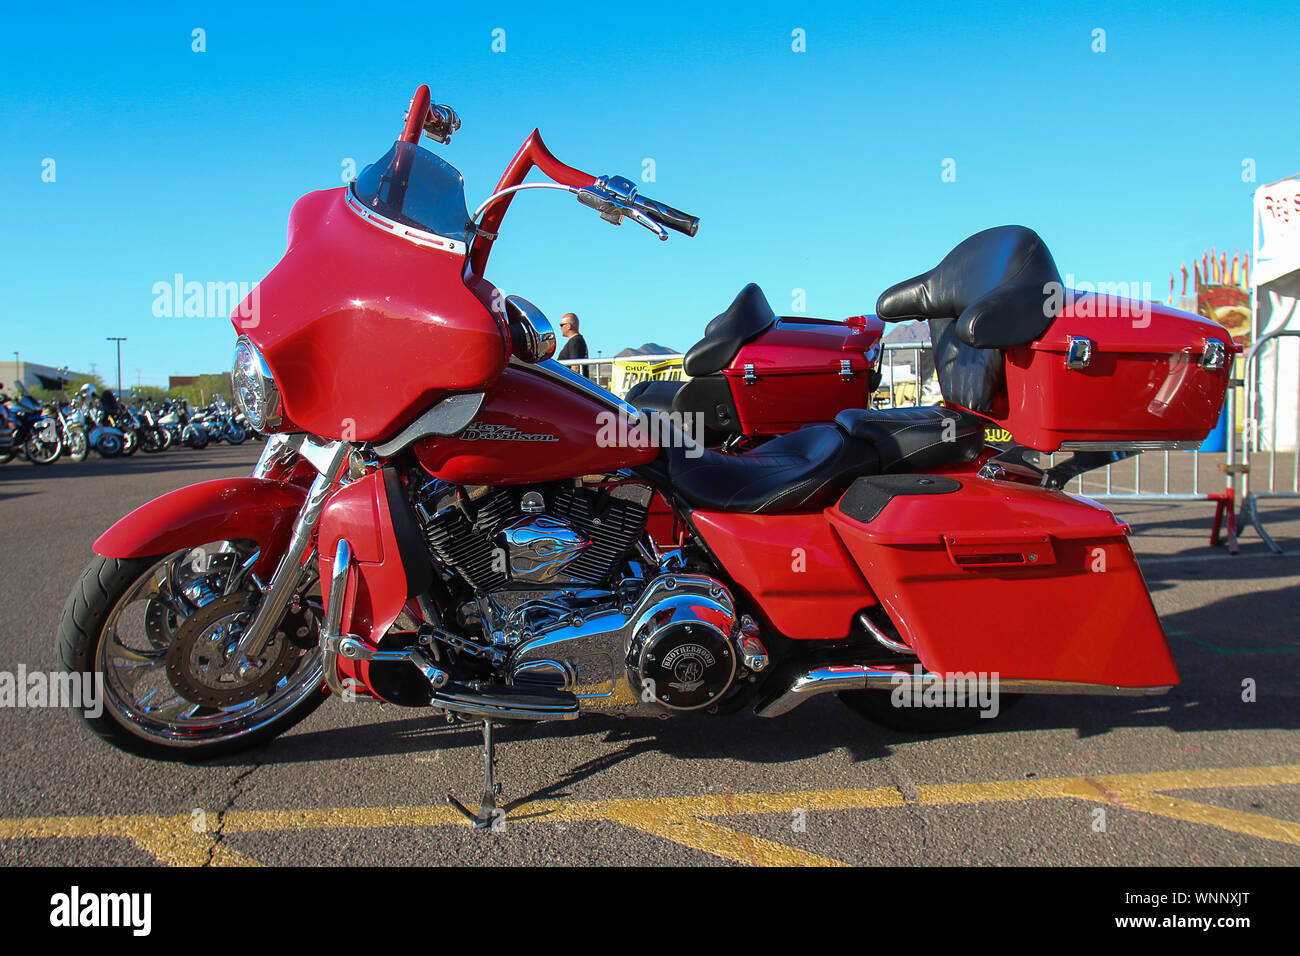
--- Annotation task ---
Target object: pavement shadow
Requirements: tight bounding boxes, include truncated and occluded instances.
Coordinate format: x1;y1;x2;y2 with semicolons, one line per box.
222;576;1300;775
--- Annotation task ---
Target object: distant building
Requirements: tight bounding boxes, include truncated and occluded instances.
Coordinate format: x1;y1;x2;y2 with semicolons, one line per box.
0;360;89;393
169;373;234;394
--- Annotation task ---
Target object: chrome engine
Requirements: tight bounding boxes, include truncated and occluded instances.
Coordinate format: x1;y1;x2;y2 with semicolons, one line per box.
508;574;744;713
411;478;766;714
415;482;649;591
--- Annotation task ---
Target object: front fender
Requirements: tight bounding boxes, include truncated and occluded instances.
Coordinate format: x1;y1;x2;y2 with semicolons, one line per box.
93;477;307;577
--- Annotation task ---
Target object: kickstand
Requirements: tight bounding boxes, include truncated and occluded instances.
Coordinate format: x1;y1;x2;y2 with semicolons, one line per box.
447;718;503;830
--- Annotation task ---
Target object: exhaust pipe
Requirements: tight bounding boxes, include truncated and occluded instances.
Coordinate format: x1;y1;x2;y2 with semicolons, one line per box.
755;663;1171;718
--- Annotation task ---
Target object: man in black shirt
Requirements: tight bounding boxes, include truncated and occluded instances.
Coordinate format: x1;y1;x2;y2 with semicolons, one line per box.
557;313;589;376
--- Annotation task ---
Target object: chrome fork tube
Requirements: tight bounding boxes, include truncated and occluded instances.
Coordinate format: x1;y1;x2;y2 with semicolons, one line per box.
321;538;353;697
236;440;347;659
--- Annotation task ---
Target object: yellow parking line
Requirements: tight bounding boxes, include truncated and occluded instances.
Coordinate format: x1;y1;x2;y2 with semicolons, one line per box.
602;809;849;867
220;804;466;834
2;764;1296;866
1099;792;1300;847
0;812;263;867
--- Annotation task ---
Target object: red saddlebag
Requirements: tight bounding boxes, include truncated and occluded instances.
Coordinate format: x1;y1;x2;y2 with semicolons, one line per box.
827;474;1179;688
720;318;882;435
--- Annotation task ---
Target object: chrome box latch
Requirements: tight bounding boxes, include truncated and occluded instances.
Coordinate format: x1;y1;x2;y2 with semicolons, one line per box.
1065;336;1094;370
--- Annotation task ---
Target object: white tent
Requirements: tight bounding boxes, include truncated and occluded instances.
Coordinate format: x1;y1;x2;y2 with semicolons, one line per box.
1253;175;1300;451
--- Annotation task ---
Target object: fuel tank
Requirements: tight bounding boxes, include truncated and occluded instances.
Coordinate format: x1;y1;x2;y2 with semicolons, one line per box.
413;364;660;484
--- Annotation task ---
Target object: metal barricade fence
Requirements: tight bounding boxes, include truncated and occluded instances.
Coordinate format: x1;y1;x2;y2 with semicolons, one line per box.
1239;329;1300;552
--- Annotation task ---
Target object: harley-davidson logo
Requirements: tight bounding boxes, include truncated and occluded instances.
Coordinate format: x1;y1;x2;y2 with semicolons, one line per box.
460;422;558;443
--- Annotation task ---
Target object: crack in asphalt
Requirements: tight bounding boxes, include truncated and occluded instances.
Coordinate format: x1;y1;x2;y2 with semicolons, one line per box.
206;760;264;865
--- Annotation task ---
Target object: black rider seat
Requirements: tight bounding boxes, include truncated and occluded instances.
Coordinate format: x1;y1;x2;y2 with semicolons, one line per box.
668;423;879;514
664;406;986;514
624;379;683;415
683;283;776;377
875;225;1061;415
833;406;985;473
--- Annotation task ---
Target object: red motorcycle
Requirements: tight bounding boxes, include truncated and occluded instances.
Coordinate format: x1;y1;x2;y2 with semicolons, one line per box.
58;85;1235;826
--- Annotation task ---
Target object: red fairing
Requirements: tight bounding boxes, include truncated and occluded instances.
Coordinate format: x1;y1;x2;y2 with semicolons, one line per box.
722;318;883;435
316;471;412;699
233;188;508;442
828;480;1180;687
689;511;875;640
981;298;1236;451
93;478;307;579
413;366;660;484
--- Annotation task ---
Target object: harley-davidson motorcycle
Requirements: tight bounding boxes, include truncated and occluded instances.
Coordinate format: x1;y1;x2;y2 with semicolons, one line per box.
57;85;1234;826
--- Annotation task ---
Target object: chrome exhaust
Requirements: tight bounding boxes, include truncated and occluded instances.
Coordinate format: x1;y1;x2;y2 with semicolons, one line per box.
755;663;1172;719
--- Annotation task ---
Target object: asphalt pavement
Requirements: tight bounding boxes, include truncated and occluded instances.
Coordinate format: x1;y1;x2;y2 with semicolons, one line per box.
0;444;1297;866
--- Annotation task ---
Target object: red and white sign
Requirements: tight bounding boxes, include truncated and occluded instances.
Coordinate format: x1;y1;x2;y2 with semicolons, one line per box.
1255;176;1300;286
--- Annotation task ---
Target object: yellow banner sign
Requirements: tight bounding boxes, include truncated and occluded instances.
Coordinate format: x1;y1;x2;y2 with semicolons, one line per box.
610;358;686;398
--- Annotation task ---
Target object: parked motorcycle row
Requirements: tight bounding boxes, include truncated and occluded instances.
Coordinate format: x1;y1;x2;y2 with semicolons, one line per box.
0;379;255;466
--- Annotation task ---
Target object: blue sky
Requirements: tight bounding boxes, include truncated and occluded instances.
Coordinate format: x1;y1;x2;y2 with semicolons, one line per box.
1;0;1294;386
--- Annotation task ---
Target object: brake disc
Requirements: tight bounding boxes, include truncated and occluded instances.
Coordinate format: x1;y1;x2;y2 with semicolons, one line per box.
164;592;300;708
144;598;182;649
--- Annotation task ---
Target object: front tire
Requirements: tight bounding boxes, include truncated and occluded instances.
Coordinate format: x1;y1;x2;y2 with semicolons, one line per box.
95;433;123;457
24;428;62;465
57;552;328;761
66;426;89;462
141;427;166;453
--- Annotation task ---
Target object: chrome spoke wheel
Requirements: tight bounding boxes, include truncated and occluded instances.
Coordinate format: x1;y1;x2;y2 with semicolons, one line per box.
94;544;325;749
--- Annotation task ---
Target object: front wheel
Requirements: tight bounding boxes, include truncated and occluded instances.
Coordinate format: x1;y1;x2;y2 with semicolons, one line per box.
65;426;89;462
24;426;62;465
95;432;123;457
56;549;328;760
140;427;166;453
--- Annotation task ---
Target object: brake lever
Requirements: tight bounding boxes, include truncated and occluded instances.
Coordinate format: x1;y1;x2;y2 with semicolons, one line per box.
575;186;668;240
623;206;668;241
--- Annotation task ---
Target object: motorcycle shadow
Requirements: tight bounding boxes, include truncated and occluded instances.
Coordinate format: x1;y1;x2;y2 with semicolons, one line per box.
218;578;1299;802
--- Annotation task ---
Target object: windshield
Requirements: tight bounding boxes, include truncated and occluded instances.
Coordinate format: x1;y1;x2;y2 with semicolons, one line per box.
350;141;471;243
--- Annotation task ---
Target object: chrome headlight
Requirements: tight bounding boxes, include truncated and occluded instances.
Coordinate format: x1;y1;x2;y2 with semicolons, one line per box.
232;336;281;432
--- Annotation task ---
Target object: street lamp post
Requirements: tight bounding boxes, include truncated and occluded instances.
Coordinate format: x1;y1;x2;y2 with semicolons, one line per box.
106;337;127;394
